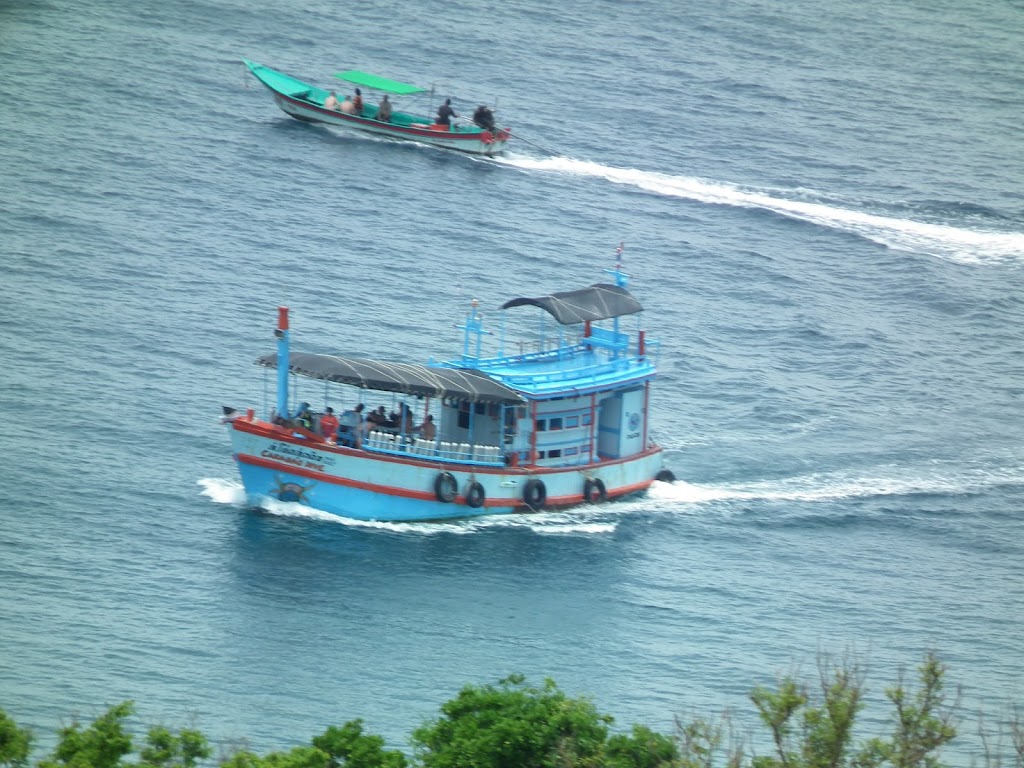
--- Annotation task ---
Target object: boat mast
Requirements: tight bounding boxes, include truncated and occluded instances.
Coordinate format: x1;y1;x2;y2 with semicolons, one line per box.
604;242;629;357
275;306;290;419
458;299;486;362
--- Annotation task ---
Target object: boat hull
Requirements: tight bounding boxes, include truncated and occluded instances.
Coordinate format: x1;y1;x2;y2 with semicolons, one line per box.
271;93;508;156
228;419;664;522
243;60;509;156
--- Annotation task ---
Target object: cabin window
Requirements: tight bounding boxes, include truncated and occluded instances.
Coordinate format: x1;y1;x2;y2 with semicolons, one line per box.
582;413;593;426
566;416;579;428
475;403;487;415
458;411;470;429
537;450;546;459
536;419;547;432
565;446;578;456
548;449;562;458
549;417;563;430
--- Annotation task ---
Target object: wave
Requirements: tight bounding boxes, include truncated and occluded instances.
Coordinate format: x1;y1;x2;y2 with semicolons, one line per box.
494;154;1024;266
647;462;1024;507
199;460;1024;533
197;477;618;535
198;477;246;505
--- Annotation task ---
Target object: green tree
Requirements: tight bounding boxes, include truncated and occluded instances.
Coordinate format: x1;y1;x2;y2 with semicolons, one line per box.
311;719;407;768
0;709;33;768
854;653;958;768
751;678;808;768
220;745;330;768
605;723;680;768
139;724;211;768
750;658;865;768
673;716;744;768
411;674;613;768
37;701;135;768
218;750;265;768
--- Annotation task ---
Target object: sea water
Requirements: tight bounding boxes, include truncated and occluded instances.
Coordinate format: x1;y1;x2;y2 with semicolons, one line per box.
1;0;1022;764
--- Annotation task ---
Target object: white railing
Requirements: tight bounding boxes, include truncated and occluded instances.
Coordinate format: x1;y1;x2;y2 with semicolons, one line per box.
363;431;504;464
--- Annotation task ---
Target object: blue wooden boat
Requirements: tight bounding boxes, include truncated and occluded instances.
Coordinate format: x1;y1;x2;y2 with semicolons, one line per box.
243;59;511;156
223;253;675;522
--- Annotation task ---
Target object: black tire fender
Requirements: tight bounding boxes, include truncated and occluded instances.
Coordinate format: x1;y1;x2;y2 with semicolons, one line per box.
583;477;607;504
655;469;676;483
434;471;458;503
522;478;546;510
465;481;485;509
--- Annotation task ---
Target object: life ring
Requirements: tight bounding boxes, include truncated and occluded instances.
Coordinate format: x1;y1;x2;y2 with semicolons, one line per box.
465;481;485;508
583;478;607;504
522;478;546;510
434;472;458;503
480;130;494;144
655;469;676;483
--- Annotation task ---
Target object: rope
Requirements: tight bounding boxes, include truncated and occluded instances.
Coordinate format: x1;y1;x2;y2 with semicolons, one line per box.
454;116;559;156
504;131;559;156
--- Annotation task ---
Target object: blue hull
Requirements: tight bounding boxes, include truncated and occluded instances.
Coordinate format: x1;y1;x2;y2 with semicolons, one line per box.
235;461;516;522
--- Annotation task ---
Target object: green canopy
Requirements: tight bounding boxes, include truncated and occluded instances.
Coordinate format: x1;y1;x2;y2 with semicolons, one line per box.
333;70;426;95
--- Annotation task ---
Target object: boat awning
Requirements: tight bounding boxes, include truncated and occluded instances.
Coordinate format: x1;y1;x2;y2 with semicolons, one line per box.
333;70;426;95
501;283;644;325
257;352;526;405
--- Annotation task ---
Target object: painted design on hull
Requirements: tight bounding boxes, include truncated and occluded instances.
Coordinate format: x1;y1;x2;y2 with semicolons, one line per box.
271;478;316;503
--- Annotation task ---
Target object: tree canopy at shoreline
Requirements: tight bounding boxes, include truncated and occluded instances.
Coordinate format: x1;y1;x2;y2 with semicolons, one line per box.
2;654;1021;768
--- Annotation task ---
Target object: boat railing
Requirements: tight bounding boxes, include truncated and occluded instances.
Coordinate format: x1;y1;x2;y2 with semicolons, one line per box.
496;355;654;388
362;431;504;465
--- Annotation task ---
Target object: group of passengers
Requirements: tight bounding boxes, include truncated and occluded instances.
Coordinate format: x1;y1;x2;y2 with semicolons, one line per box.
323;88;393;122
322;90;495;132
292;401;435;448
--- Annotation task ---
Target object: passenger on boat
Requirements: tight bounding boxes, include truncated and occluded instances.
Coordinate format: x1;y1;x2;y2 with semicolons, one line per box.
417;414;436;442
352;88;364;115
377;94;393;123
340;95;357;114
435;98;457;127
400;405;414;435
320;407;339;442
366;406;382;427
324;91;342;111
336;403;366;447
294;402;314;431
472;105;496;131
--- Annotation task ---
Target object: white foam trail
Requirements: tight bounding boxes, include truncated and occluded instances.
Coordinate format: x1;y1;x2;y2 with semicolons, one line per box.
196;477;618;535
197;477;246;505
199;463;1024;530
496;154;1024;265
647;464;1024;507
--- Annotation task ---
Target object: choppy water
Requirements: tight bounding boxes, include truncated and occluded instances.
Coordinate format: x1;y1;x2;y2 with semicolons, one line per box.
1;0;1023;764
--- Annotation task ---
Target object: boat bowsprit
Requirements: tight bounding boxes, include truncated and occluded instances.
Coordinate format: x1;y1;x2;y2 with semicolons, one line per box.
224;255;674;522
242;59;511;156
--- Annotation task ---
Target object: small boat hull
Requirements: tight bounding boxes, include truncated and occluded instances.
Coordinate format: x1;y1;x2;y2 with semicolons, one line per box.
229;418;664;522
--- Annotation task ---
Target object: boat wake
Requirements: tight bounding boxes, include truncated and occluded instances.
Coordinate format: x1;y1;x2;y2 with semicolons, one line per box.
199;460;1023;534
494;154;1024;266
646;461;1024;508
197;477;619;535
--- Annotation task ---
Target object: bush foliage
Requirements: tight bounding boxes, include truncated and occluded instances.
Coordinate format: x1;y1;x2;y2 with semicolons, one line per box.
3;654;1021;768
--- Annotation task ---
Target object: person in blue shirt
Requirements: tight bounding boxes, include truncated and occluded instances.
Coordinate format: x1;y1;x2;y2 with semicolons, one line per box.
336;403;365;447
